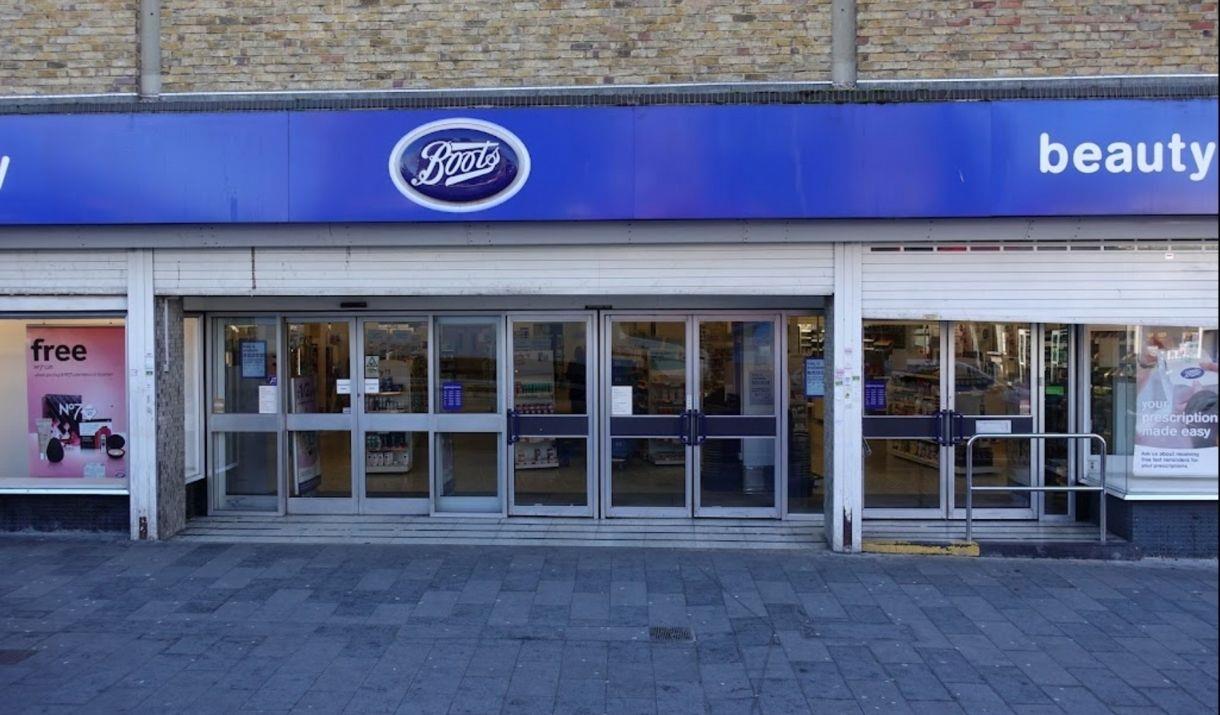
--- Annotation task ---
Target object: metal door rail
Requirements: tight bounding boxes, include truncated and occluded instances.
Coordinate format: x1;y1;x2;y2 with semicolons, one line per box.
965;433;1107;543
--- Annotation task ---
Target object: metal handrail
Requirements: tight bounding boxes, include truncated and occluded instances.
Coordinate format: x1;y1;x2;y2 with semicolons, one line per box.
965;433;1107;543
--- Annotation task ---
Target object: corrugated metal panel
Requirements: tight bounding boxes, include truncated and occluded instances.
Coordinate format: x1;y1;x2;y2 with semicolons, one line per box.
154;244;836;296
862;241;1219;326
0;250;128;295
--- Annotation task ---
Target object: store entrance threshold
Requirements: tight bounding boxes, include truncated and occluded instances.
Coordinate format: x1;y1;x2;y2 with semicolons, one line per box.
178;514;825;550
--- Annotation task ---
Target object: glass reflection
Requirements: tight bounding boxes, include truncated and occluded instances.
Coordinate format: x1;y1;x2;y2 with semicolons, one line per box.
364;321;428;414
215;318;278;414
214;431;278;510
513;437;587;507
786;315;826;514
289;431;352;498
611;438;685;508
864;439;941;509
288;322;351;414
700;438;775;509
863;321;940;417
611;322;686;416
365;431;428;499
438;433;499;500
512;321;587;415
436;319;499;414
953;323;1032;509
699;320;775;416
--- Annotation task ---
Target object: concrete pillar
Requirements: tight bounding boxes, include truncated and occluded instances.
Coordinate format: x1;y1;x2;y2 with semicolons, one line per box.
825;243;864;551
155;296;185;538
139;0;162;97
831;0;858;88
126;249;158;539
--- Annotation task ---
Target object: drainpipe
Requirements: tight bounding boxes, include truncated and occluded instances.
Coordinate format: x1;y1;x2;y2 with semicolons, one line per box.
139;0;162;97
831;0;857;88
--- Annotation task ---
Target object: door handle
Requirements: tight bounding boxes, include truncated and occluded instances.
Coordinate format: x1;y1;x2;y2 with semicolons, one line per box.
934;409;946;446
953;411;966;445
678;409;693;446
506;408;519;445
696;410;708;446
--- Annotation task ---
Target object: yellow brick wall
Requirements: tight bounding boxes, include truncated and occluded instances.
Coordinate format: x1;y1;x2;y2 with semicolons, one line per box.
859;0;1218;78
160;1;831;92
3;2;1216;96
1;0;138;95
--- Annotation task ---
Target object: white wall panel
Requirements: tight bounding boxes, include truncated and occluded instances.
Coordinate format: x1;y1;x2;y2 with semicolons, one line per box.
154;244;835;296
0;250;128;295
862;243;1219;327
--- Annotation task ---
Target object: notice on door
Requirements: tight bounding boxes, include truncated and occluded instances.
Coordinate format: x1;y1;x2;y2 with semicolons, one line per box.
258;385;278;414
975;419;1013;435
611;386;633;416
804;358;825;397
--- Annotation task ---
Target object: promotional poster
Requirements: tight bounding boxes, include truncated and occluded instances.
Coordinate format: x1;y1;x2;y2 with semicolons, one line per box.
1133;330;1219;477
26;326;127;479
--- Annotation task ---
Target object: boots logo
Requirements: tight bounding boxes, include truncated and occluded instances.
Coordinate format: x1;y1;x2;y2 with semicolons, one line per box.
389;118;530;212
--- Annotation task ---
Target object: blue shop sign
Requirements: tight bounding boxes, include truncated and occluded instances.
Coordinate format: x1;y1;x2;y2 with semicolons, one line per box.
0;99;1214;225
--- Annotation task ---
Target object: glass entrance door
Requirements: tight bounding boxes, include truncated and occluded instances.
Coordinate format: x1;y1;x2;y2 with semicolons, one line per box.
693;318;780;517
433;316;505;513
603;315;781;518
949;322;1035;518
507;315;595;516
357;319;430;514
604;318;691;516
863;320;1038;519
285;319;357;514
862;321;947;515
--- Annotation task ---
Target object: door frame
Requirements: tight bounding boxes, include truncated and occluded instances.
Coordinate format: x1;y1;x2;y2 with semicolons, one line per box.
506;312;598;517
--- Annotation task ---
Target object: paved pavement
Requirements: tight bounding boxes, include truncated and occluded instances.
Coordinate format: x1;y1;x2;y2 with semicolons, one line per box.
0;537;1216;714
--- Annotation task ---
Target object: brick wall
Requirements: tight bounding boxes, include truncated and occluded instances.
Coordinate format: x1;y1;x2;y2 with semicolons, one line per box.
1;3;1216;97
159;1;830;92
859;0;1218;78
0;0;138;95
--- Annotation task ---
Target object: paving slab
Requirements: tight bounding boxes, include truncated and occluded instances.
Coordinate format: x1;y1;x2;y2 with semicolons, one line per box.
0;535;1215;713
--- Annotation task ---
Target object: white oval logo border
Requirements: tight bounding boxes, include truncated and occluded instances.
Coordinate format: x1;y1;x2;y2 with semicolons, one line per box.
388;117;531;214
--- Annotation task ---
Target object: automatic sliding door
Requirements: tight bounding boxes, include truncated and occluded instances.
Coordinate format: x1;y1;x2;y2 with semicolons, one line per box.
209;317;281;512
358;319;431;514
285;319;357;514
433;317;504;514
508;315;594;516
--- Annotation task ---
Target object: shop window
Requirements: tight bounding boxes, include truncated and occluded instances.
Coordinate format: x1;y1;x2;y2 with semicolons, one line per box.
0;317;128;489
1086;325;1218;492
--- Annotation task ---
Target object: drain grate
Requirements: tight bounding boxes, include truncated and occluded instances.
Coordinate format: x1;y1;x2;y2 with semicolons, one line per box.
0;649;36;665
649;626;695;643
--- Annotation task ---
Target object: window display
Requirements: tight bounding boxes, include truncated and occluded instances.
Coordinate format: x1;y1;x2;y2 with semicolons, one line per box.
0;318;127;487
1089;325;1219;487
